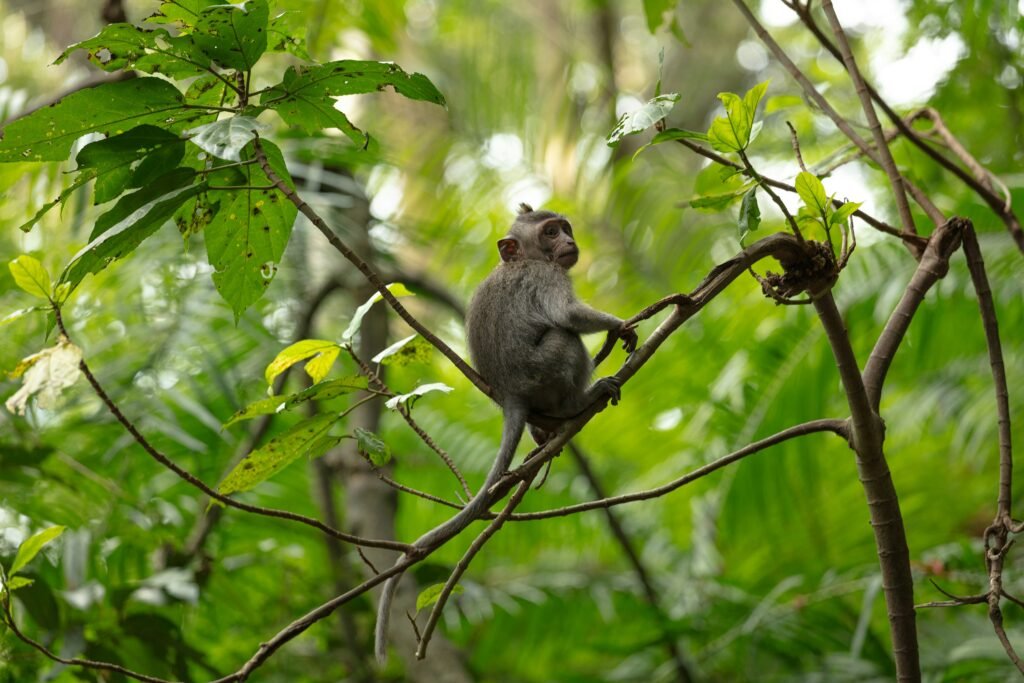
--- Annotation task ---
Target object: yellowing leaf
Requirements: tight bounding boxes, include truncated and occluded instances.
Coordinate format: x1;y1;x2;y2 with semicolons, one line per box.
264;339;341;388
217;414;338;496
5;339;83;415
9;255;52;299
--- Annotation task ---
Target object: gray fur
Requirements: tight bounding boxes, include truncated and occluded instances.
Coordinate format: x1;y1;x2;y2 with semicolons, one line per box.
374;209;630;664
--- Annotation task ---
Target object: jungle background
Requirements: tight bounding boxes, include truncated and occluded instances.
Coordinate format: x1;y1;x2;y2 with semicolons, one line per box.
1;0;1023;681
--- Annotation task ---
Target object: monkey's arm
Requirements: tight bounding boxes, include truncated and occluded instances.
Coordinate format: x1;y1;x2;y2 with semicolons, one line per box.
561;302;638;353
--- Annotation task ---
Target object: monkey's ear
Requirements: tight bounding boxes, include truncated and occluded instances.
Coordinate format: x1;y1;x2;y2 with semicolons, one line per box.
497;237;521;262
517;203;533;215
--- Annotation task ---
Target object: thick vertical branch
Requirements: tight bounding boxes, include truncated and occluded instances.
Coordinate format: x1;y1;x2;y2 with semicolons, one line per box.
961;226;1013;518
813;293;919;682
863;218;966;410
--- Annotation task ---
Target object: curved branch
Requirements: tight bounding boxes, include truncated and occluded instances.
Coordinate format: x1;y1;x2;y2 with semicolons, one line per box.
507;419;848;520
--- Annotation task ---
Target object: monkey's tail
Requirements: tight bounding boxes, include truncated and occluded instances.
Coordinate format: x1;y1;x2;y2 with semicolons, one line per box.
373;404;527;664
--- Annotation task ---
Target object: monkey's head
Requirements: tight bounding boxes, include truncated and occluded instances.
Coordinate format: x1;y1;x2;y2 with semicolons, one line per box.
497;204;579;269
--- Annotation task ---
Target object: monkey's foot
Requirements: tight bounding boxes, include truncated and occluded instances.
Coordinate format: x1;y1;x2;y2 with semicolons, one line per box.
593;376;622;405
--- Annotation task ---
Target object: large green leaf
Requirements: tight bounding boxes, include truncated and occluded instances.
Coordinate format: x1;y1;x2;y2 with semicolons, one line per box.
9;255;52;299
738;187;761;241
0;78;199;163
193;0;269;71
204;140;297;318
59;178;206;292
795;171;830;219
56;24;210;80
217;413;338;496
261;61;446;143
145;0;221;28
76;125;186;205
89;168;197;241
707;81;769;154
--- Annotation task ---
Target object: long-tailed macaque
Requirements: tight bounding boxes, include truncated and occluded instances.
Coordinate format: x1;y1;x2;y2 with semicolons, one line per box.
374;204;636;662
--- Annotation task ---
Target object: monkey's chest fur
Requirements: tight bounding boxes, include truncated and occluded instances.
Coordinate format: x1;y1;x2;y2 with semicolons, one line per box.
466;260;593;418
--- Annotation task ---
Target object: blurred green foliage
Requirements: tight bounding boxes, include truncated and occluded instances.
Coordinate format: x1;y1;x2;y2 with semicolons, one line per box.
1;1;1022;681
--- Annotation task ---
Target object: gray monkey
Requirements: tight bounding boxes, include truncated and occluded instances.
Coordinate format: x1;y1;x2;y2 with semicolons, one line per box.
374;204;636;662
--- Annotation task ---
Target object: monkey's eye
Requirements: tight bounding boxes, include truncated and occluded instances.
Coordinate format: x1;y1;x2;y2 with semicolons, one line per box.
544;224;559;237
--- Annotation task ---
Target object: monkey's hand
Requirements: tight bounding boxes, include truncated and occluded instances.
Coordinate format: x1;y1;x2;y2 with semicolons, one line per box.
617;322;638;353
592;376;622;406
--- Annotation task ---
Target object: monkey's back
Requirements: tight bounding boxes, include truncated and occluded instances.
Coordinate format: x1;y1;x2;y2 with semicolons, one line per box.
466;260;593;416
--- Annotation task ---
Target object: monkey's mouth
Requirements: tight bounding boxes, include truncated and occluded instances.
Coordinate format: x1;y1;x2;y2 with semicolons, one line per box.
555;248;579;266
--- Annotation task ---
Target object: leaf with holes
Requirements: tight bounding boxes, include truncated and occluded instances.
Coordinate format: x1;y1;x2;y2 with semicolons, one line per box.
217;413;338;496
204;140;297;318
56;24;210;80
261;60;445;144
193;0;269;71
0;78;202;163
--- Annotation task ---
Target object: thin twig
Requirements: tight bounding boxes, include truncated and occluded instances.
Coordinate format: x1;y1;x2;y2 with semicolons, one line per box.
52;307;411;553
821;0;916;237
505;419;848;520
1;599;174;683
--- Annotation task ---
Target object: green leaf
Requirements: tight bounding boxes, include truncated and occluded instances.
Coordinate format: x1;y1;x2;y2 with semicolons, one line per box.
689;188;749;213
742;80;770;123
204;140;298;318
384;383;453;410
186;116;269;162
264;339;341;387
4;576;34;591
9;255;52;299
371;334;433;367
354;427;390;466
76;125;186;205
795;171;830;218
193;0;269;71
267;11;311;60
632;127;709;161
738;187;761;241
145;0;220;27
342;283;416;343
261;61;445;144
17;175;91;233
642;0;675;33
0;78;201;163
59;180;206;293
830;201;863;226
707;81;769;154
607;94;680;145
217;413;338;496
415;583;463;612
10;526;65;575
90;167;198;240
56;24;210;80
224;376;369;427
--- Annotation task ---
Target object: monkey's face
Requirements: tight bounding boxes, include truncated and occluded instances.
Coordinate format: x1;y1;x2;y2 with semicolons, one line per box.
539;218;579;269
